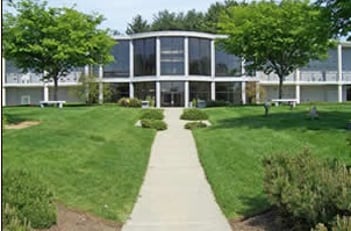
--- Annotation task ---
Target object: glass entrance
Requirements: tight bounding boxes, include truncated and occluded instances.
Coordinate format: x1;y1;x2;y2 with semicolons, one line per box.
161;81;184;107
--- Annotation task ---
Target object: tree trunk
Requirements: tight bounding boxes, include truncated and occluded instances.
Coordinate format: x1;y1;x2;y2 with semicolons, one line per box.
278;75;284;99
53;76;58;101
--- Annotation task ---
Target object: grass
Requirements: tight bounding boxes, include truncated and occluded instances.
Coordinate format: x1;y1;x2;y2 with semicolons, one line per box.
2;105;156;222
192;103;351;219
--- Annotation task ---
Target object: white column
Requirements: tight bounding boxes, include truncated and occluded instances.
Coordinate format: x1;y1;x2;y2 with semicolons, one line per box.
129;82;134;98
211;81;215;101
84;65;89;101
44;82;49;101
2;57;6;106
337;44;343;102
184;37;189;77
98;64;103;104
156;81;161;108
156;37;161;78
255;82;260;104
129;40;134;99
295;68;301;104
241;81;246;105
185;81;189;107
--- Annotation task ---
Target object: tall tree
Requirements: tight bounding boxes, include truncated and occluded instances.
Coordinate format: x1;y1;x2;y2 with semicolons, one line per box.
151;10;184;31
316;0;351;40
218;0;333;99
126;14;150;34
3;0;115;100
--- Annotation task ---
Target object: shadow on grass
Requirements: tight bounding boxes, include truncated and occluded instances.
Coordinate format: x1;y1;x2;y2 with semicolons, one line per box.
212;111;351;131
4;113;28;124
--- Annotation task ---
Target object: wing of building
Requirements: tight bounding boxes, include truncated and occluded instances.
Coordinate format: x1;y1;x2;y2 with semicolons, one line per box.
2;31;351;106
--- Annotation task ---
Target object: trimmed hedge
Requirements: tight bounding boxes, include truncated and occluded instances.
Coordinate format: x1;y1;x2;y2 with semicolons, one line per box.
263;150;351;230
141;119;167;131
140;109;164;120
206;100;231;107
180;109;209;120
118;97;142;107
184;122;207;130
2;169;56;229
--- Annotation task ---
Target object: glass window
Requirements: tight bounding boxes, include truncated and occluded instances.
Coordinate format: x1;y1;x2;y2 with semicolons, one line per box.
215;46;242;76
134;82;156;100
189;38;211;76
104;40;130;78
106;83;130;102
302;49;338;71
189;82;210;101
160;37;184;75
215;82;242;104
342;47;351;71
134;38;156;76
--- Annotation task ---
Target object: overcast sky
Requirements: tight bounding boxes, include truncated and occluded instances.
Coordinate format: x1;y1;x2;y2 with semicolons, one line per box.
36;0;218;34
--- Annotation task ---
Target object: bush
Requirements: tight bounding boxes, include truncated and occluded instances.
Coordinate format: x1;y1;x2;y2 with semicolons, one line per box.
141;119;167;130
3;114;8;125
263;150;351;230
118;97;142;107
140;109;164;120
206;100;231;107
2;203;31;231
184;122;207;130
180;109;209;120
313;216;351;231
2;169;56;229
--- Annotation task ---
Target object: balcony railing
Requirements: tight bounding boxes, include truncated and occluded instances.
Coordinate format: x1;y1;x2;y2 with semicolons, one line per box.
5;72;82;84
343;71;351;81
300;71;337;82
257;72;295;81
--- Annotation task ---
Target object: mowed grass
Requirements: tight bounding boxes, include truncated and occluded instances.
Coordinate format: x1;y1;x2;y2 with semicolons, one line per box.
192;103;351;219
3;105;156;222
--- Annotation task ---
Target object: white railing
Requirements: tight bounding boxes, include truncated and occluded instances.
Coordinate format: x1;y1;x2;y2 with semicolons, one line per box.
5;71;82;84
257;72;295;82
343;71;351;81
300;71;337;82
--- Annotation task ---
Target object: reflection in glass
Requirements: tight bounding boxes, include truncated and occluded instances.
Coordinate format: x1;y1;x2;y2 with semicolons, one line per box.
189;82;210;101
134;82;156;100
215;47;242;76
160;81;184;107
215;82;242;104
104;41;130;78
134;38;156;76
189;38;211;75
106;83;129;102
161;37;184;75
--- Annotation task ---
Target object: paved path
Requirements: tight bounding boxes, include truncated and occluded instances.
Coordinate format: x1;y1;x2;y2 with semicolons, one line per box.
122;108;232;231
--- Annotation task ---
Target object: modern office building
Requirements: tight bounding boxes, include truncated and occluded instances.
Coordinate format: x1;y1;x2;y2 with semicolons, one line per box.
2;31;351;107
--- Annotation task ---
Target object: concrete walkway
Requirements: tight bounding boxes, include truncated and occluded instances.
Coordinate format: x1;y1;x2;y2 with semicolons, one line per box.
122;108;232;231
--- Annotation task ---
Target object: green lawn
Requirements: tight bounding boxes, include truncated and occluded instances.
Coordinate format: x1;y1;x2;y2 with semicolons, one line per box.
3;105;155;222
192;103;351;219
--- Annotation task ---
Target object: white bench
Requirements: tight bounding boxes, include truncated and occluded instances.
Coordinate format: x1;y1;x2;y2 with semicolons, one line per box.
40;100;66;108
271;99;298;107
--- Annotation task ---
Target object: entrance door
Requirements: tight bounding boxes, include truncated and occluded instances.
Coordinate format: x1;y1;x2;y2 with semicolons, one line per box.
160;82;184;107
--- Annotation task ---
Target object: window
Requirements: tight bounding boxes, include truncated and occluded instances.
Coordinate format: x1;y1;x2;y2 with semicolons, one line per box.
189;38;211;76
134;38;156;76
104;40;130;77
160;37;184;75
215;82;242;104
215;47;242;76
189;82;210;101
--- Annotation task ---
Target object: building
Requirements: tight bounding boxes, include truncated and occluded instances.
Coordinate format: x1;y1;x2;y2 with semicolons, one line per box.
2;31;351;107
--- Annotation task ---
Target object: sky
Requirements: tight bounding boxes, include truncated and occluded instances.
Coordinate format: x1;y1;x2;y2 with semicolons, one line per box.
29;0;218;34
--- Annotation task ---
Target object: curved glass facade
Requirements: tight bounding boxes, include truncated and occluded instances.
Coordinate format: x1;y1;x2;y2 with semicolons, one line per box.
134;38;156;76
104;40;130;78
215;47;242;77
160;37;184;75
189;38;211;76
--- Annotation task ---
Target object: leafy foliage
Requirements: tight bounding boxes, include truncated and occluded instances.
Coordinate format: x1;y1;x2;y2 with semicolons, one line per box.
180;109;209;120
3;0;115;100
141;119;167;131
118;97;142;107
316;0;351;40
313;216;351;231
76;73;112;104
184;121;207;130
218;0;333;99
126;14;150;34
140;109;164;120
2;169;56;229
263;150;351;229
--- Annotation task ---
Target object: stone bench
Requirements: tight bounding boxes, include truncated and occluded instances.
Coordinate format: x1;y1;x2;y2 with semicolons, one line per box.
271;98;298;108
40;100;66;108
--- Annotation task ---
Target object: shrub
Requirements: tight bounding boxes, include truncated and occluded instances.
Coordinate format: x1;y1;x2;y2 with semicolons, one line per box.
180;109;209;120
118;97;142;107
263;150;351;230
2;203;31;231
141;119;167;130
3;114;8;125
140;109;164;120
206;100;231;107
2;169;56;229
313;216;351;231
184;122;207;130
